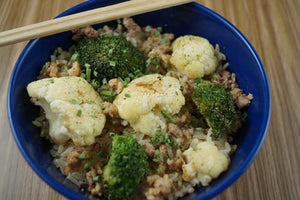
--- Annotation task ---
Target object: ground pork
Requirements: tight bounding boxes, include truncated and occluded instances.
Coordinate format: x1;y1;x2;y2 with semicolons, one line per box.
102;101;124;130
144;142;155;157
211;69;253;109
168;123;194;149
49;62;59;77
86;166;103;195
123;17;145;48
168;123;194;141
115;24;123;35
68;61;81;77
65;148;94;174
72;26;99;41
175;111;191;125
182;79;194;98
168;123;184;138
230;88;254;109
102;102;119;118
211;70;237;89
167;149;184;172
145;174;173;200
159;144;168;158
101;25;114;36
65;151;81;173
142;32;174;70
108;78;124;94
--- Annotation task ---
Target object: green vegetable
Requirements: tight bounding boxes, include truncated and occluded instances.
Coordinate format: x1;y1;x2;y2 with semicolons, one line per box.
156;168;162;174
153;31;161;37
100;90;115;96
85;65;91;82
151;130;180;150
75;35;145;82
146;57;160;67
83;151;106;170
183;124;190;129
195;127;203;132
103;135;148;199
152;149;164;163
156;27;162;33
93;176;101;182
78;153;86;160
125;93;131;98
191;79;241;137
161;111;176;123
160;38;168;45
145;27;152;32
70;53;79;63
53;49;59;57
154;149;160;156
90;79;100;89
102;78;108;85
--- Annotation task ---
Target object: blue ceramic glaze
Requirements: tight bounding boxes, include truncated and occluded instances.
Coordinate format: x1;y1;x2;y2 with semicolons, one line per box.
7;1;271;199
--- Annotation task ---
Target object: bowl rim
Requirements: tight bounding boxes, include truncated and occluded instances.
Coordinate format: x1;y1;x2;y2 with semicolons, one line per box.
7;1;271;200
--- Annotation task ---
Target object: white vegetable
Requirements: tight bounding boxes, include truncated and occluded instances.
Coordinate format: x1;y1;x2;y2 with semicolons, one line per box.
170;35;218;79
113;74;185;136
27;77;106;146
182;141;229;185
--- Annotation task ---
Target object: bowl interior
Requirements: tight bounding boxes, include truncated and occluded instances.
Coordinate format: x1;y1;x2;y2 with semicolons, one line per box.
8;1;271;200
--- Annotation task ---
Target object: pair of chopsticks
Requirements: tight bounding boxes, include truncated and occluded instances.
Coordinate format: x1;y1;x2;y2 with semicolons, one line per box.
0;0;193;47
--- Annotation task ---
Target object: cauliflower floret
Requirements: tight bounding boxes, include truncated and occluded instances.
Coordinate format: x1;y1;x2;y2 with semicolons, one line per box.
182;141;229;185
170;35;218;79
27;77;106;146
113;74;185;136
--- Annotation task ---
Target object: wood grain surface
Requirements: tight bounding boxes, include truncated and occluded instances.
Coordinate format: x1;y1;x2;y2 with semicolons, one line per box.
0;0;299;199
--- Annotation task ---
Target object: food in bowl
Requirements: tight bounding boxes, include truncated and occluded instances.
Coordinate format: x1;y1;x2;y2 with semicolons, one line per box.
26;18;253;200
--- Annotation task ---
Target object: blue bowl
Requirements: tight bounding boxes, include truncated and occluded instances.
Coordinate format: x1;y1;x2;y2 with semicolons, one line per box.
7;0;271;199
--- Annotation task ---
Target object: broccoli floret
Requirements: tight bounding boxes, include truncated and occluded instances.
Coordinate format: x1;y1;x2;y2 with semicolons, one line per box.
75;35;145;83
191;79;240;137
103;135;148;199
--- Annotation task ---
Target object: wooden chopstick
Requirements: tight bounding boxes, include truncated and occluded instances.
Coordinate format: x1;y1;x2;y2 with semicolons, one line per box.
0;0;193;47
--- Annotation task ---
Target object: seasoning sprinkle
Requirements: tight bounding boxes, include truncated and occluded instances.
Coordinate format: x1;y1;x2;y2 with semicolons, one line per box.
71;99;77;104
77;109;82;117
192;145;198;151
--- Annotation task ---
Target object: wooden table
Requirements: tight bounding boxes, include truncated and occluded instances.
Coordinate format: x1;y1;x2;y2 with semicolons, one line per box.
0;0;299;199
